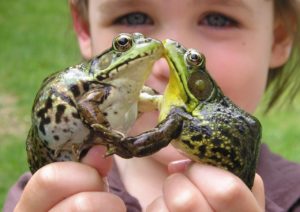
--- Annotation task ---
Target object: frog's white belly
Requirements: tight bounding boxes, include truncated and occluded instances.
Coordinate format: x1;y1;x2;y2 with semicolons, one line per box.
100;78;143;133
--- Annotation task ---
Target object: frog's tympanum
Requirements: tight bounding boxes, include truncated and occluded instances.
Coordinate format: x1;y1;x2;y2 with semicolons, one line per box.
26;33;163;173
122;39;262;188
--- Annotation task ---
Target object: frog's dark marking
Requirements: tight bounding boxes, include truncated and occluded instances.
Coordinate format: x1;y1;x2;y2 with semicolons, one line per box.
237;115;247;122
182;139;195;149
212;138;223;146
191;134;203;141
189;124;202;133
236;125;246;134
229;150;237;161
50;88;77;108
64;117;69;123
114;111;118;115
39;117;51;135
82;81;90;92
212;147;231;157
200;125;212;138
220;99;230;107
70;84;81;97
55;104;66;123
36;97;53;118
198;145;207;158
231;136;241;147
96;75;107;81
209;155;222;163
223;118;230;124
53;135;59;140
98;86;112;104
72;112;80;119
42;139;48;145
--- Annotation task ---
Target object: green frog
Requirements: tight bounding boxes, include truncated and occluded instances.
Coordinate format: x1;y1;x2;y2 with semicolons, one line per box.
26;33;164;173
120;39;262;188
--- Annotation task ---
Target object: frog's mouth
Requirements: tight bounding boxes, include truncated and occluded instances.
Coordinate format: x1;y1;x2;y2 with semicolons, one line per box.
96;51;159;82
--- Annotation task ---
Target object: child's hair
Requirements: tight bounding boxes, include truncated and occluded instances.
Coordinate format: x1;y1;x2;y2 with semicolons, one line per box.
70;0;300;112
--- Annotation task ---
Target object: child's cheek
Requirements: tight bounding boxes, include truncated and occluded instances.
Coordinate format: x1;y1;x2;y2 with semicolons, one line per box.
205;51;269;113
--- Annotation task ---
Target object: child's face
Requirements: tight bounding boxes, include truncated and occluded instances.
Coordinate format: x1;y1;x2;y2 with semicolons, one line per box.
76;0;290;164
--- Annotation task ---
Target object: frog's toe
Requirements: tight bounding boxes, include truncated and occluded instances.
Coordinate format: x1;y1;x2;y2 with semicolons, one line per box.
112;130;125;139
104;145;116;157
92;124;123;137
91;123;108;132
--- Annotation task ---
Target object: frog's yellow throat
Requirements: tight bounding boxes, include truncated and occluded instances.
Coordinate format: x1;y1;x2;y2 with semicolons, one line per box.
158;55;187;122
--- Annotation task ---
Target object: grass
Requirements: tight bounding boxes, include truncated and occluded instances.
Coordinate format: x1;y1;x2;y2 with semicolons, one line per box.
0;0;299;209
0;1;80;208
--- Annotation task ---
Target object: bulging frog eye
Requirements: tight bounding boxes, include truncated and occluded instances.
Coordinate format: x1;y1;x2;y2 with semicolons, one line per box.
187;71;214;101
185;49;205;67
113;33;133;52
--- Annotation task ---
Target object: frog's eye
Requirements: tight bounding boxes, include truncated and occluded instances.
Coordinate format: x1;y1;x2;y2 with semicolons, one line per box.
187;71;214;101
113;33;133;52
185;49;205;67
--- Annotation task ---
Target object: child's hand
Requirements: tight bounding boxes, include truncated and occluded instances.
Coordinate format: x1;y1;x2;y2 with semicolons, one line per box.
147;162;265;212
14;146;126;212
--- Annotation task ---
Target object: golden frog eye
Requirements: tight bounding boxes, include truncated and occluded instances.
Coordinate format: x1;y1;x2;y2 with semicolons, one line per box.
113;33;133;52
187;71;214;101
185;49;205;67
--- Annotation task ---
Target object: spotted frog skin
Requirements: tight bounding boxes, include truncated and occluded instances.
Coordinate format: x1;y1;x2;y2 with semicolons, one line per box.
123;39;262;188
26;33;163;173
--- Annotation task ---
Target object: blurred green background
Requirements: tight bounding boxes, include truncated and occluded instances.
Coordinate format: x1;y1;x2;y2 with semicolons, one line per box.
0;1;299;209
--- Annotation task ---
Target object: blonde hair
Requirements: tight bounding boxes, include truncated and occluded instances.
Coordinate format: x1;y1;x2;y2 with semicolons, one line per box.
70;0;300;111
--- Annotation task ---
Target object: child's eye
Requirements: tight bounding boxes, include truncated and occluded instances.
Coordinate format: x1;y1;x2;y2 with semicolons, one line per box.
114;12;153;26
199;13;238;28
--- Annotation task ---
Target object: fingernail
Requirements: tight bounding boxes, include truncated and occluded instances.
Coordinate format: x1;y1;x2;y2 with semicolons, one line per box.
102;177;110;192
168;159;192;174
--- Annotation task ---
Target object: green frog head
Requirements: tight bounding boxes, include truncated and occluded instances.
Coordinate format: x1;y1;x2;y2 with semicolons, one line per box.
91;33;163;86
159;39;220;121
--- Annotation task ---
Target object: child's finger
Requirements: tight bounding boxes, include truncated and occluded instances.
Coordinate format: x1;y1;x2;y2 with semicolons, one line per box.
146;196;169;212
81;145;113;177
186;163;263;212
49;192;126;212
168;159;192;174
251;174;265;210
15;162;105;212
162;173;213;212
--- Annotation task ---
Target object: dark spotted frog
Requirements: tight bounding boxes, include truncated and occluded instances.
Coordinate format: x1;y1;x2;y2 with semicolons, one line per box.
121;39;262;188
26;33;164;173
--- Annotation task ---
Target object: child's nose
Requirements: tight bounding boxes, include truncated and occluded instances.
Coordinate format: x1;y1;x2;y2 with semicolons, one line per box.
146;58;170;94
153;58;170;80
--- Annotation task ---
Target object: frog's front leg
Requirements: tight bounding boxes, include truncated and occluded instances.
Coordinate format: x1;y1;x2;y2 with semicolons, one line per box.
138;86;163;113
77;86;124;146
109;108;185;158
